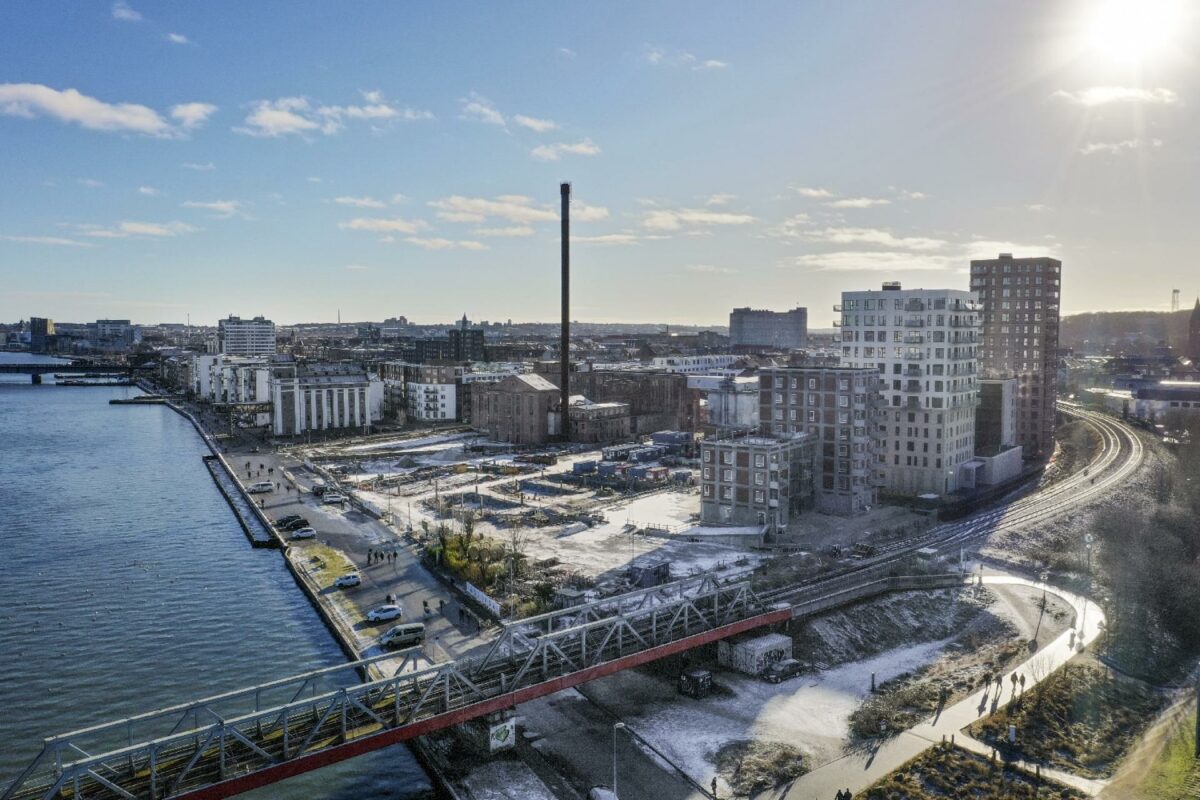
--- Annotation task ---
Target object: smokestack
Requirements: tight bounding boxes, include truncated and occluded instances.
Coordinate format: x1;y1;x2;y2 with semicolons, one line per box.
560;182;571;440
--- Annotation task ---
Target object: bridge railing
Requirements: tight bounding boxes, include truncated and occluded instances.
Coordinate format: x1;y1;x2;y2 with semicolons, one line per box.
1;576;769;800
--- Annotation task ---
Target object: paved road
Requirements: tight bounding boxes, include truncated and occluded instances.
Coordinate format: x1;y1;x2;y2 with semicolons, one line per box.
782;574;1108;799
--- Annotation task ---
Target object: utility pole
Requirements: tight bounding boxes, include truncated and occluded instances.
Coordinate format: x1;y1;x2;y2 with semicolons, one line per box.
560;182;571;442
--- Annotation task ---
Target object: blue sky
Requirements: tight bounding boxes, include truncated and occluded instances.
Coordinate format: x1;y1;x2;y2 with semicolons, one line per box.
1;0;1197;326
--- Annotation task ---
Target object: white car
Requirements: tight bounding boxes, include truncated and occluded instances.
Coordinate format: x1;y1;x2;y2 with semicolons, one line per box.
247;481;274;494
334;573;361;589
290;527;316;540
322;493;347;505
367;604;403;623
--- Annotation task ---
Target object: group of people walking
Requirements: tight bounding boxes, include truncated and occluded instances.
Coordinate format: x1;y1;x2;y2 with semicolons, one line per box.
367;548;396;565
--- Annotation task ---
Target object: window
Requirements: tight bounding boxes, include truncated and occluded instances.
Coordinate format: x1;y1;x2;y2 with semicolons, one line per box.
723;469;733;481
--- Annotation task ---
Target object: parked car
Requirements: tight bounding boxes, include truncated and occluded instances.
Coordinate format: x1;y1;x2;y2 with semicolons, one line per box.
282;518;311;531
247;481;274;494
380;622;425;649
367;604;403;623
588;788;617;800
290;527;316;540
763;658;804;684
322;492;347;505
334;573;361;589
274;514;303;527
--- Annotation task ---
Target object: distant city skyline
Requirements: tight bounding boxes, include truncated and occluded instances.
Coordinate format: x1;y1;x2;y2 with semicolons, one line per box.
2;1;1198;324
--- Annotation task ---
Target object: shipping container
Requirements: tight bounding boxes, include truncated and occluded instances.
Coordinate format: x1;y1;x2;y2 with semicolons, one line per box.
717;633;793;676
572;460;597;475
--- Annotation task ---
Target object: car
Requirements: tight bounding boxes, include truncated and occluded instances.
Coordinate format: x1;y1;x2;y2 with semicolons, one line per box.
274;514;303;527
282;518;311;531
334;573;361;589
247;481;274;494
380;622;425;649
290;527;316;540
366;604;403;623
322;493;347;505
763;658;804;684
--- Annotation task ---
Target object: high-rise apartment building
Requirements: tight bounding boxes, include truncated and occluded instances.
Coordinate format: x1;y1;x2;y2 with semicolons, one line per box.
699;433;814;529
758;367;884;515
29;317;55;353
1189;298;1200;364
729;307;808;351
969;254;1061;460
218;315;277;357
837;283;980;496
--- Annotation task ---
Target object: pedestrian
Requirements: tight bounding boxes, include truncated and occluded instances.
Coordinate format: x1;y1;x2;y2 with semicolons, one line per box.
844;789;852;799
1019;674;1026;693
835;791;845;800
710;777;718;797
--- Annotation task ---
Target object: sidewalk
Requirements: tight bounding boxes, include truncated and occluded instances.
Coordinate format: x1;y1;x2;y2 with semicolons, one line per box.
782;574;1107;799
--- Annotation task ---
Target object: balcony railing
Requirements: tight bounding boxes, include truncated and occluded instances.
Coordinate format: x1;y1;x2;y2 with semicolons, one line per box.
904;351;925;360
833;304;842;312
904;319;925;328
904;381;922;392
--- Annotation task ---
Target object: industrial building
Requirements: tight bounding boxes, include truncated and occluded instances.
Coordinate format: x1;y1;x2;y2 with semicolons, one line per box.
470;373;561;445
699;433;814;530
837;283;981;496
729;306;808;352
269;362;383;437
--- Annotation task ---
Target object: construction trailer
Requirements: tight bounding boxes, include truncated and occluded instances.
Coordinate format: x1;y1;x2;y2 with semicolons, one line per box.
718;632;793;676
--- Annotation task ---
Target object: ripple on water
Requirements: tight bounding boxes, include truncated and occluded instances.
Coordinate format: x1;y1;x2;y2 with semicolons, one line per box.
0;378;430;798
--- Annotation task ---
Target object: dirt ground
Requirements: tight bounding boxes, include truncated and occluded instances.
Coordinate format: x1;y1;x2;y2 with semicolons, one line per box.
863;744;1087;799
781;504;931;551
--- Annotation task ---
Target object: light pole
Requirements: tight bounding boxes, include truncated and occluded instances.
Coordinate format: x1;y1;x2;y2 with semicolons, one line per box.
612;722;626;798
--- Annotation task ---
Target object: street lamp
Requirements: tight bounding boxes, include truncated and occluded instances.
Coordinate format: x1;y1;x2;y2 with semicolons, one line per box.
612;722;626;798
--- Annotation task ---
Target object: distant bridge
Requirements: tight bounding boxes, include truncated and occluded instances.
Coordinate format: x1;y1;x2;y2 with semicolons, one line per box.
1;574;789;800
0;361;131;383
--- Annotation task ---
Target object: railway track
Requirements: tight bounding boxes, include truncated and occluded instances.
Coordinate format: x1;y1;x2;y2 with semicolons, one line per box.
760;403;1145;604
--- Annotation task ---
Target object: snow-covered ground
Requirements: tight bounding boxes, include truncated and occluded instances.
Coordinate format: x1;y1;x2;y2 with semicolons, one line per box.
588;638;951;795
458;758;559;800
342;431;481;453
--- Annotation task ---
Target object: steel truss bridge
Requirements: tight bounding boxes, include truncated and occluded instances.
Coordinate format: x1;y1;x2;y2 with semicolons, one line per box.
2;575;788;800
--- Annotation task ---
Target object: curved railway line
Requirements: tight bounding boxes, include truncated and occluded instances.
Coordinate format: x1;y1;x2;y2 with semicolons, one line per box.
760;402;1145;603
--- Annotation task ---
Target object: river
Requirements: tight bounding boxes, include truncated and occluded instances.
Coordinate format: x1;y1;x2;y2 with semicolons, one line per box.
0;353;431;799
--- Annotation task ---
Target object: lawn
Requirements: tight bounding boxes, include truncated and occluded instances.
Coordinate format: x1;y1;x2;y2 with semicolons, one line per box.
863;745;1085;799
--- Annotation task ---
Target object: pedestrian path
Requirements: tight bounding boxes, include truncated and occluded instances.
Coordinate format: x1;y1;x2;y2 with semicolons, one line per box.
782;574;1107;800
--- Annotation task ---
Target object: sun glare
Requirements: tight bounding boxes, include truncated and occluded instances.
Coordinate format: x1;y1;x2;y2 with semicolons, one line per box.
1085;0;1184;63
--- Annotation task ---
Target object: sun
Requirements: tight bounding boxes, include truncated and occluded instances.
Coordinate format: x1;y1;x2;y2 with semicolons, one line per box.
1085;0;1185;63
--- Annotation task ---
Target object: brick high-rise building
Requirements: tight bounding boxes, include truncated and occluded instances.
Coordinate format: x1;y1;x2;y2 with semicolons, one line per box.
969;254;1062;460
729;307;808;351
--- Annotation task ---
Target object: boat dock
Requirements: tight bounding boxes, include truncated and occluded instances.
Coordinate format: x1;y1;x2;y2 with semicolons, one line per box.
201;455;279;548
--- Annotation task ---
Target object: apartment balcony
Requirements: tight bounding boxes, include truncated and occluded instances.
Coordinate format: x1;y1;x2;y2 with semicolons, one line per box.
904;397;921;410
904;300;925;312
903;333;924;344
832;320;842;327
903;319;926;328
904;351;925;360
903;381;922;393
904;366;922;378
833;304;843;312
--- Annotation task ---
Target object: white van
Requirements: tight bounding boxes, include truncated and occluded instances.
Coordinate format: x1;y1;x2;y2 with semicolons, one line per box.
247;481;274;494
380;623;425;649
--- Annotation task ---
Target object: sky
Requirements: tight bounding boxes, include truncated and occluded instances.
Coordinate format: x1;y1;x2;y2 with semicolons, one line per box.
1;0;1198;327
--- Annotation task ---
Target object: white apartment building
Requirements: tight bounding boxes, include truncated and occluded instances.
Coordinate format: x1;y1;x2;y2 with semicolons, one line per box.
218;315;276;357
650;354;739;374
407;382;457;422
837;283;981;496
269;363;383;437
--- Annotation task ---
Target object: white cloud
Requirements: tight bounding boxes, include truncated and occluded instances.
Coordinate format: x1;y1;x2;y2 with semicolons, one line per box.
572;202;610;222
803;226;946;251
78;178;105;188
704;193;736;206
182;161;215;171
0;234;96;248
430;195;556;224
138;186;159;196
170;102;216;129
791;251;951;272
339;217;429;234
404;237;487;251
333;195;386;208
344;264;370;271
531;138;601;161
236;93;431;137
828;196;891;209
460;92;506;127
792;186;834;198
686;264;737;274
558;47;577;58
899;189;927;200
166;32;191;45
1079;138;1163;155
514;114;558;132
0;83;208;137
961;239;1058;261
79;220;196;238
645;46;729;70
182;199;242;218
642;207;755;231
1053;86;1177;106
112;2;141;22
473;225;536;237
574;233;640;246
1026;204;1049;212
390;193;409;204
765;213;812;239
